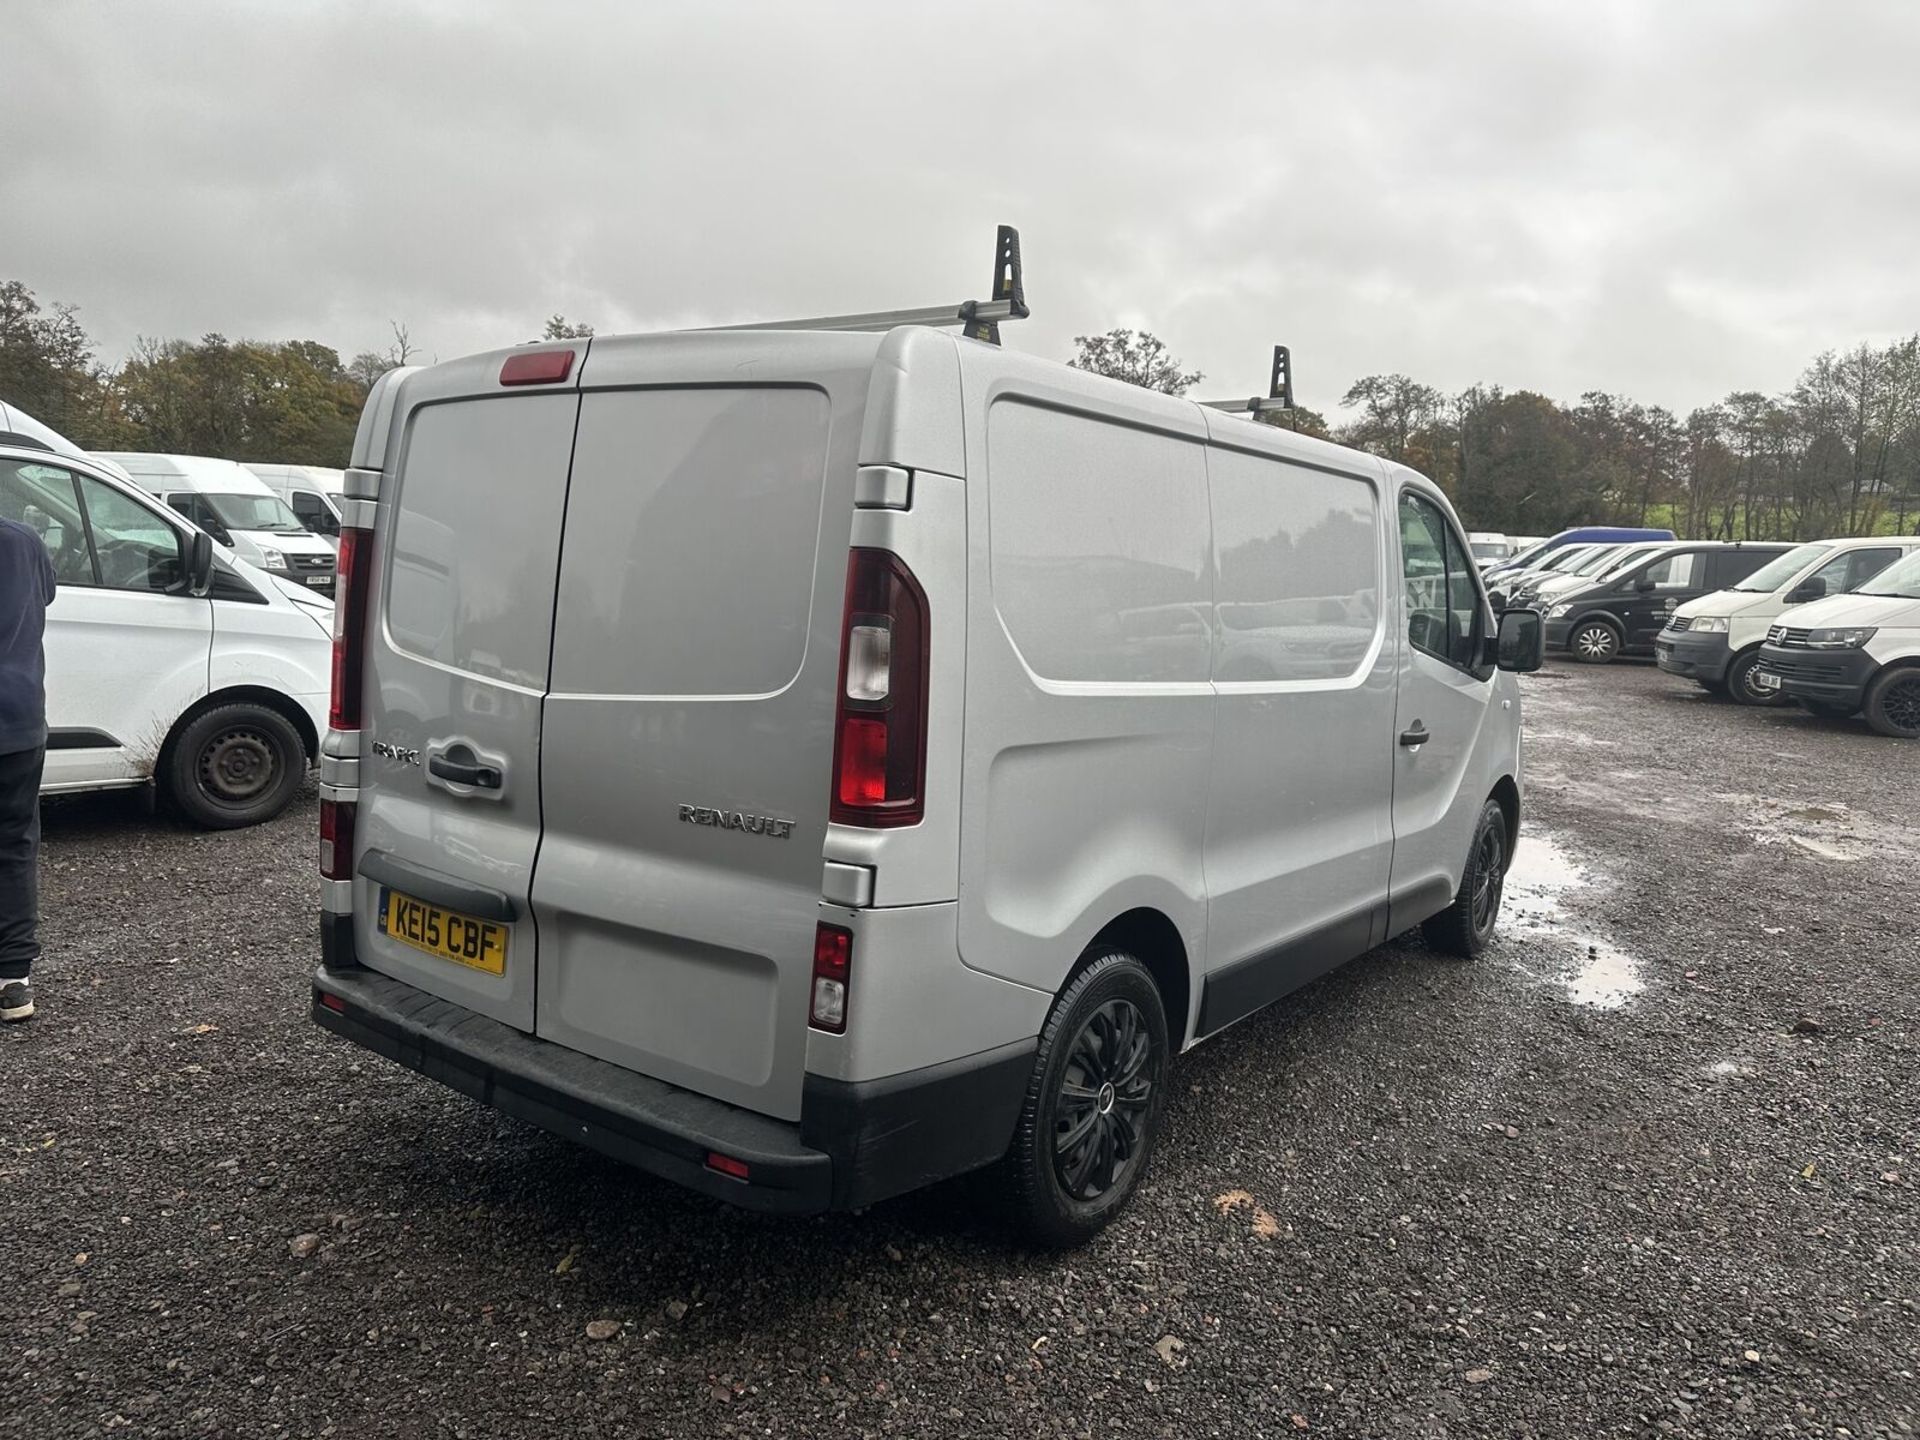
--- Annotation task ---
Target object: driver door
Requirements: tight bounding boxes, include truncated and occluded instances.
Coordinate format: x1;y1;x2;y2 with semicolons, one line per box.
1619;549;1704;648
0;461;213;790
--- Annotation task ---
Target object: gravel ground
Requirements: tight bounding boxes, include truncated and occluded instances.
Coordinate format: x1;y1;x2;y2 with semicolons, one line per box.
3;661;1915;1439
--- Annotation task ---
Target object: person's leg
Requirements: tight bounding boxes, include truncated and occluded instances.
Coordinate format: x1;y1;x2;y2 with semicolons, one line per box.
0;744;45;1019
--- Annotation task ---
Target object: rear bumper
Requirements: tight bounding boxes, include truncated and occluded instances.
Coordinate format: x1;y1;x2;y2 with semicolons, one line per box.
1754;644;1875;708
1654;629;1732;682
311;956;1033;1215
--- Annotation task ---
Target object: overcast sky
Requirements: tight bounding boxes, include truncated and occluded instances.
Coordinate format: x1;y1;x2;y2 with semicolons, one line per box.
7;1;1919;418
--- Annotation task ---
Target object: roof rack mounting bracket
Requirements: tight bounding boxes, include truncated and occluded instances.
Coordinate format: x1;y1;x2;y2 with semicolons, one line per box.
1200;344;1296;416
697;224;1029;344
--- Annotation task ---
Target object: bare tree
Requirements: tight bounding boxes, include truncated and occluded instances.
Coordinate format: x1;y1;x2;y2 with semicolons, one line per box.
1067;329;1202;395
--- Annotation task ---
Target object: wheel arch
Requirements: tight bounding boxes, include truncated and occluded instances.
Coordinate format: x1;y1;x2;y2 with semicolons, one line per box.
1083;907;1193;1049
1488;774;1521;859
159;685;321;773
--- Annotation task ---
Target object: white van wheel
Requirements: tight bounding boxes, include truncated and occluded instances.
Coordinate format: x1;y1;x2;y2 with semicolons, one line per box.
164;703;308;829
1864;668;1920;739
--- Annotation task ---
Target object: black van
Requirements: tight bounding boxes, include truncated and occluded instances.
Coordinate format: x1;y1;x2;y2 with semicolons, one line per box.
1542;542;1793;663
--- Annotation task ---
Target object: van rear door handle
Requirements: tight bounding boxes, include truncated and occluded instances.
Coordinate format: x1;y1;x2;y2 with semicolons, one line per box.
429;755;502;789
1399;723;1430;748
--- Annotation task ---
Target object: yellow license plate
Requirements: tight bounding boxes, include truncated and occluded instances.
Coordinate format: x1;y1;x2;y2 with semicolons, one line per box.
379;889;508;975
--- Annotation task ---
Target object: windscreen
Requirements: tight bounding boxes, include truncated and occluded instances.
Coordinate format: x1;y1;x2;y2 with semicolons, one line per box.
1732;542;1832;592
203;492;305;532
1469;541;1507;561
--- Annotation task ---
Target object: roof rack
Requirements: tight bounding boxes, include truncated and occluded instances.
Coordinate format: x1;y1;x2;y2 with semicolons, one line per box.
697;224;1029;345
1198;345;1295;416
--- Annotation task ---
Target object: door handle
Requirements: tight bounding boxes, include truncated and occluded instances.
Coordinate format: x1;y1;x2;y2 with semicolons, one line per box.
1399;723;1430;748
428;754;502;789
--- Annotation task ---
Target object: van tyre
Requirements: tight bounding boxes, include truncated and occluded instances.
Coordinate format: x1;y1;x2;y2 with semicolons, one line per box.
1000;950;1168;1248
1569;620;1621;664
1863;667;1920;739
1726;647;1787;707
165;703;308;829
1423;800;1509;959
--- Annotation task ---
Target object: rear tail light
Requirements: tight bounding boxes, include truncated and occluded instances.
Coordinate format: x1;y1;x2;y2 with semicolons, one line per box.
829;549;929;827
810;923;852;1033
328;525;375;731
319;797;356;881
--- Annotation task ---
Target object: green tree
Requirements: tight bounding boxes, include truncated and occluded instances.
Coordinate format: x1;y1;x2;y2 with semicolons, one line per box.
1067;329;1202;395
114;334;365;465
541;314;594;341
0;280;114;444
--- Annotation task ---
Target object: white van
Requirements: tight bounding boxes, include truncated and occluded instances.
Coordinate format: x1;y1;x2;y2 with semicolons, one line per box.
1;440;333;826
101;453;338;595
1753;547;1920;735
1657;537;1920;705
310;301;1541;1241
1466;531;1511;568
246;463;346;548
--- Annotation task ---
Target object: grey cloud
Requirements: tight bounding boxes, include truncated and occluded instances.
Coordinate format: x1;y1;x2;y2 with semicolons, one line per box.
6;0;1918;417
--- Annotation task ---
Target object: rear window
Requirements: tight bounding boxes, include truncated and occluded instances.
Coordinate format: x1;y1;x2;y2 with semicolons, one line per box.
387;394;579;687
549;387;832;697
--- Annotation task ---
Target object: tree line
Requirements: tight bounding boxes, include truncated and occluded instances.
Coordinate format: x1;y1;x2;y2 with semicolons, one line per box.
1072;328;1920;539
6;280;1916;539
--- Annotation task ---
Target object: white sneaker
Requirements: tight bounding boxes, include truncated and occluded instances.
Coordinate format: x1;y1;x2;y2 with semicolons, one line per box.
0;979;32;1022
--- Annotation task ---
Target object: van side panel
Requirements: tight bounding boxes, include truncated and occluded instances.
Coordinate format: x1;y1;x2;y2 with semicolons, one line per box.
1196;427;1397;1021
955;352;1213;1041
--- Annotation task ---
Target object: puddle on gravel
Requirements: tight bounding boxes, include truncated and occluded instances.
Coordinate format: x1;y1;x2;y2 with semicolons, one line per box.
1499;832;1645;1009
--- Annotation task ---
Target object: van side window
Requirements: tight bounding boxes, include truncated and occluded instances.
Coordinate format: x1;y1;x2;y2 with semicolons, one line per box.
73;474;184;591
1639;552;1699;589
1209;448;1380;682
988;401;1211;684
0;460;94;585
290;491;339;536
1845;547;1901;591
1398;492;1480;671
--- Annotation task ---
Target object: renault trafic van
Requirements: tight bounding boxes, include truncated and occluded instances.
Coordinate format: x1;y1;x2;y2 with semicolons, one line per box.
102;453;338;594
1657;537;1920;705
310;325;1543;1243
246;464;346;547
1;440;332;826
1754;548;1920;736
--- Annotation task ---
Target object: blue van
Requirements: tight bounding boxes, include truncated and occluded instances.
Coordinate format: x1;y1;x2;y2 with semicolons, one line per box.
1485;526;1676;582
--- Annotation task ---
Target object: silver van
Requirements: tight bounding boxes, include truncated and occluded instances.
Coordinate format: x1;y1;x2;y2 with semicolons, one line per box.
312;274;1541;1243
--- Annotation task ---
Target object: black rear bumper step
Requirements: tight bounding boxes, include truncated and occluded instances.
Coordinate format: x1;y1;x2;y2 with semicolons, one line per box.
310;963;1034;1215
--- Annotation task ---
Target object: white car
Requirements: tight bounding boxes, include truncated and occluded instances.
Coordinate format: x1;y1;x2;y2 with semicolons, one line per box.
1;434;332;827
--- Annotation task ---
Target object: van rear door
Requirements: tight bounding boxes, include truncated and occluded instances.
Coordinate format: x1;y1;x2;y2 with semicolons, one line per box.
354;361;582;1031
528;333;875;1122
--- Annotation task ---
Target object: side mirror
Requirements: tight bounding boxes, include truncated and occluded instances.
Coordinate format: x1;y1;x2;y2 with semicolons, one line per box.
1496;609;1545;672
187;531;214;596
1789;576;1826;604
1635;576;1657;593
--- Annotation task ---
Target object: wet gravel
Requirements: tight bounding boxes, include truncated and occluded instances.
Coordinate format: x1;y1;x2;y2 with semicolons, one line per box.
3;660;1916;1438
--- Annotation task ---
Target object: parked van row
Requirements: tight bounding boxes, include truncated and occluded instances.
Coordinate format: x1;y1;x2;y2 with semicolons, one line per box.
309;318;1544;1243
1;408;333;825
100;453;338;593
1656;539;1920;737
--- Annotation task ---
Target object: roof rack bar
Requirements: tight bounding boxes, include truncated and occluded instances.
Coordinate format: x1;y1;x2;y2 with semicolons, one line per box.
696;225;1030;344
1199;344;1295;415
